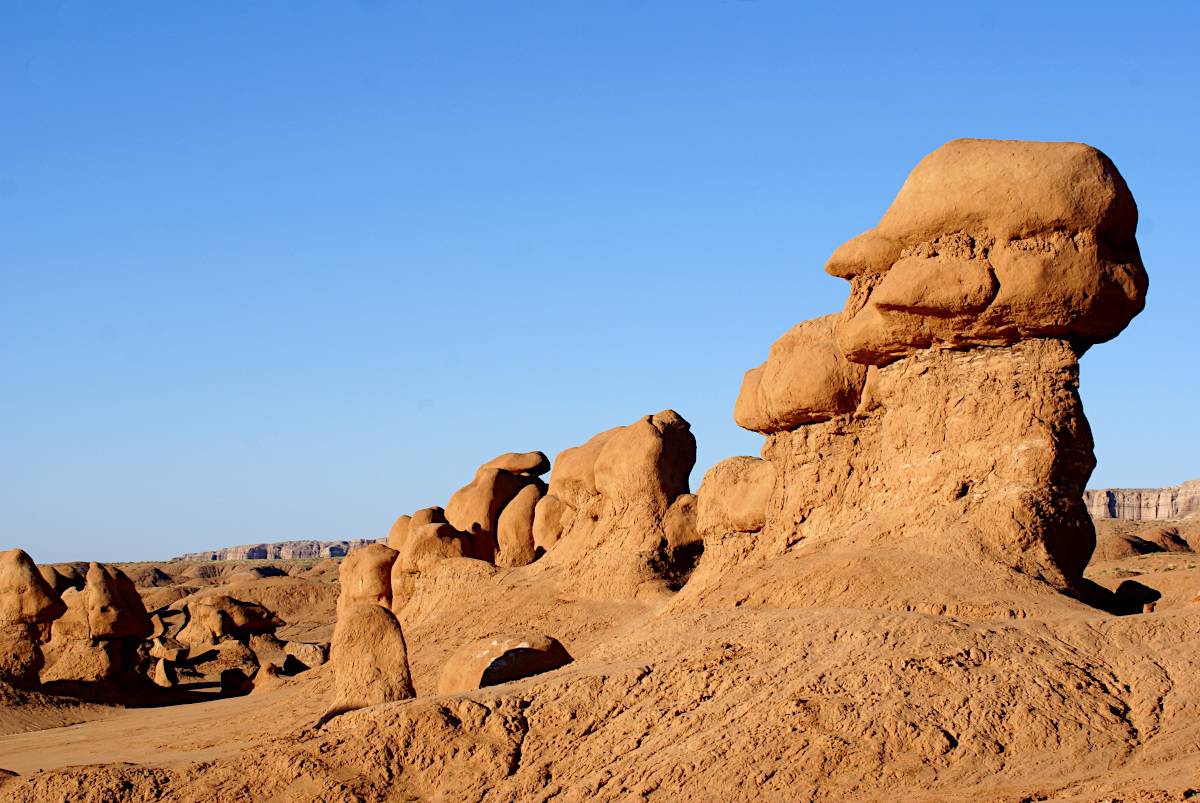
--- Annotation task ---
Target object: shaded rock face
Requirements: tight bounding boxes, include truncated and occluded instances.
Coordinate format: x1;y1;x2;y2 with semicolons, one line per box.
0;549;65;683
1084;479;1200;520
695;139;1146;616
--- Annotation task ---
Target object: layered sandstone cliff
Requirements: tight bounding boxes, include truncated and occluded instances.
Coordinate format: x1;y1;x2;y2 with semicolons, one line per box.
1084;479;1200;520
173;539;382;562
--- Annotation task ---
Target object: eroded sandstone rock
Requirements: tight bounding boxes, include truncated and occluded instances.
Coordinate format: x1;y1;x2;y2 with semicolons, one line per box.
437;634;572;695
336;544;399;615
324;603;414;721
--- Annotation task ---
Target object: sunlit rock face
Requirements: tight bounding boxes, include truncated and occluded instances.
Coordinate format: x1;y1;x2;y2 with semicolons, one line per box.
692;139;1147;617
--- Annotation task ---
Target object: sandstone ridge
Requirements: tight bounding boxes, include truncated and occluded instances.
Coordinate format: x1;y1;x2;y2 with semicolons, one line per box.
1085;479;1200;520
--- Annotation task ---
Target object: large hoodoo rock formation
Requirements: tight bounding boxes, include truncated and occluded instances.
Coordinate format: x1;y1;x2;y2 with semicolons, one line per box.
0;549;66;685
686;138;1147;617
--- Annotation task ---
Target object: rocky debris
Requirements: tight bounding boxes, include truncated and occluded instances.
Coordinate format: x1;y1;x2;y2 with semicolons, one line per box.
1084;479;1200;520
250;662;287;694
337;544;399;615
40;563;153;685
695;457;775;536
323;603;414;722
172;539;383;562
437;634;573;694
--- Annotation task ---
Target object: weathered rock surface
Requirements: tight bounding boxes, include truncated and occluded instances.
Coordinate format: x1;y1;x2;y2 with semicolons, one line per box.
437;634;573;694
826;139;1146;367
1084;478;1200;520
325;603;415;720
494;483;542;567
336;544;398;615
695;456;775;536
445;466;541;564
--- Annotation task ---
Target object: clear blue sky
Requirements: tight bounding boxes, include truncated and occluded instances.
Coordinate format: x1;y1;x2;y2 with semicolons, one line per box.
2;1;1197;564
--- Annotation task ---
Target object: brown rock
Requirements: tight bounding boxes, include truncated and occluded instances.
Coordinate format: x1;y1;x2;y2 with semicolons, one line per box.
325;603;414;720
250;662;287;694
593;410;695;511
547;426;625;508
827;140;1146;367
664;493;701;550
410;506;448;530
175;602;233;652
199;595;285;635
437;634;572;695
386;515;411;553
0;549;65;625
495;484;542;568
479;451;551;476
696;456;776;536
390;523;472;613
83;564;152;641
734;316;868;433
336;544;399;615
152;658;176;688
445;468;537;563
149;636;188;663
531;494;571;553
1084;479;1200;520
0;624;47;684
283;641;328;669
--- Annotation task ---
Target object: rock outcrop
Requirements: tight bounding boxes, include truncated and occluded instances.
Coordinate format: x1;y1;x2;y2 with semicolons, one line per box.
0;550;66;684
685;138;1146;617
1084;479;1200;520
40;563;153;685
324;603;415;721
173;539;383;562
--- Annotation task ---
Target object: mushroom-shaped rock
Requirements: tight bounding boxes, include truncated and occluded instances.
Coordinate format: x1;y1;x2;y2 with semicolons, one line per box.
410;506;448;530
734;315;868;433
386;515;411;553
438;634;573;695
336;543;399;615
532;494;572;553
495;483;543;567
696;456;776;536
324;603;414;720
479;451;551;477
829;139;1146;366
593;410;696;511
547;426;624;509
0;549;66;625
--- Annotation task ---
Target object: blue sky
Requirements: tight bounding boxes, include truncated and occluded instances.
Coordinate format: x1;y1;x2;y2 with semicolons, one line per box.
2;1;1197;564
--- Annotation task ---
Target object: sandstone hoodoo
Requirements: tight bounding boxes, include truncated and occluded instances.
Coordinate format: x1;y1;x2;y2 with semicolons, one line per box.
687;138;1148;617
9;140;1198;803
0;549;66;685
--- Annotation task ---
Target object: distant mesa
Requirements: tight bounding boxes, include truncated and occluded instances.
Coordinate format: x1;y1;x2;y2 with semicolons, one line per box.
1084;479;1200;520
172;539;384;562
